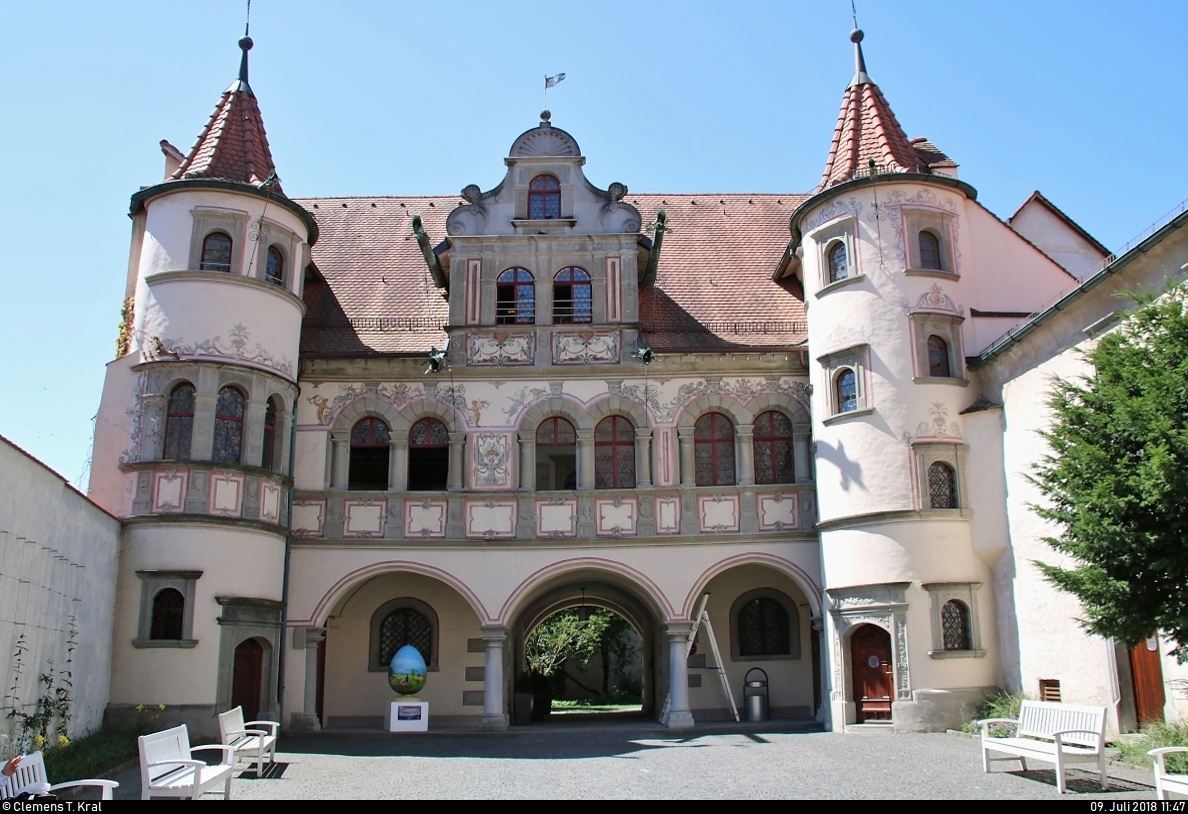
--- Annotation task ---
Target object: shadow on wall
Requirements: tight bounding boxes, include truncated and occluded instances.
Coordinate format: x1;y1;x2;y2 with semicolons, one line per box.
813;439;865;491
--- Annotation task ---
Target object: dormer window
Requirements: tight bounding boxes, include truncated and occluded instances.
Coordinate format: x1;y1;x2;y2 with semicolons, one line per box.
265;245;284;285
553;267;591;324
528;175;561;219
200;231;233;272
497;268;535;325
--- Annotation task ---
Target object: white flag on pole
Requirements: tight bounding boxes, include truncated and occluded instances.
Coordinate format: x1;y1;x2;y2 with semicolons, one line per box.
544;73;567;89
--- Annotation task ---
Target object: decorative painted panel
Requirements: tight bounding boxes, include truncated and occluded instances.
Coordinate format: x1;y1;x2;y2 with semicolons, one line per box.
471;433;513;489
343;498;386;538
534;498;578;538
208;471;245;517
757;491;800;532
405;498;448;539
698;493;740;533
552;331;619;365
594;497;638;537
292;500;326;537
655;496;681;535
466;332;535;366
259;480;282;524
465;258;482;324
465;499;517;539
605;256;621;322
156;323;294;380
151;470;188;514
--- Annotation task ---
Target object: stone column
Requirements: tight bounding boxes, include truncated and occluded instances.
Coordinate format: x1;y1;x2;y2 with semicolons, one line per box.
481;626;509;731
330;431;350;489
665;623;695;728
448;431;467;491
634;427;653;488
794;424;812;483
677;428;696;487
518;431;536;490
276;409;294;474
390;436;408;491
244;400;267;466
140;393;164;460
735;423;755;486
298;626;325;730
576;429;595;490
191;393;218;461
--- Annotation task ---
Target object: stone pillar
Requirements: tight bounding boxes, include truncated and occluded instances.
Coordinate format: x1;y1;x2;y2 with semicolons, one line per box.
677;428;696;487
518;431;536;490
794;424;812;483
191;393;218;461
481;626;509;731
635;427;653;488
330;431;350;490
576;429;595;490
245;400;267;466
298;626;325;730
277;409;293;474
448;431;467;491
390;436;408;491
140;393;164;460
665;623;695;728
735;423;755;486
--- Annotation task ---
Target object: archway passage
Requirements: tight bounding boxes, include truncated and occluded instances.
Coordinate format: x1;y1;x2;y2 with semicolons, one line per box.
850;624;892;722
232;638;264;720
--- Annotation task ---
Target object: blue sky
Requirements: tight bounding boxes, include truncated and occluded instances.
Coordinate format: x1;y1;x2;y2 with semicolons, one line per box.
1;0;1184;486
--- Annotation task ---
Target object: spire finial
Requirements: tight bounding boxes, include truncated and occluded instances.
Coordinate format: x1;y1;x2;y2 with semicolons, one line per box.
848;26;872;87
238;0;253;86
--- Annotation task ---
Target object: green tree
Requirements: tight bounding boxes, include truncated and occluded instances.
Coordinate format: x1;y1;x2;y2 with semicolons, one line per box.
524;609;612;677
1032;285;1188;661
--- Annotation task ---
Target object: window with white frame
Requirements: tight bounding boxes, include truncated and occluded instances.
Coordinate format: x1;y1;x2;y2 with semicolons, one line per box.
922;582;984;657
818;344;871;419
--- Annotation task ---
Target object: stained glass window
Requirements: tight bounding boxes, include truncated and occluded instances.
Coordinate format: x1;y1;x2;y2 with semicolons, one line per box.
694;412;735;486
828;241;848;282
928;462;957;509
528;174;561;219
408;417;449;491
836;369;858;413
497;268;535;325
753;410;794;485
737;597;790;657
918;230;942;270
594;416;635;489
553;267;592;324
262;396;279;471
200;231;233;272
163;383;195;461
942;600;971;650
928;335;951;378
212;386;245;464
350;417;390;491
265;246;284;285
150;588;184;640
378;607;433;665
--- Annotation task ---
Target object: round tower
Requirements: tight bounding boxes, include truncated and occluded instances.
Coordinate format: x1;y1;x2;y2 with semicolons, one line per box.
95;34;317;737
795;30;996;731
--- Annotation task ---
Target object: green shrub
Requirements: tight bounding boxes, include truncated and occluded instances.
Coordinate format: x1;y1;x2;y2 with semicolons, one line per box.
41;730;138;784
1117;720;1188;774
960;690;1026;737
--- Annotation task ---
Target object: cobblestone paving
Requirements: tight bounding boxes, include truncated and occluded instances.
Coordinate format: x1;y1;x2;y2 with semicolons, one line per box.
106;723;1163;800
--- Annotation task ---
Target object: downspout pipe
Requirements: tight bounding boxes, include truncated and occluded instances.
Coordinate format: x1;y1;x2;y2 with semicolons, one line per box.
276;391;299;729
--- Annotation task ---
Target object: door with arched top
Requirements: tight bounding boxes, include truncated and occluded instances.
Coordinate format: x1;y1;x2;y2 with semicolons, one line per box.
850;624;893;722
232;638;263;721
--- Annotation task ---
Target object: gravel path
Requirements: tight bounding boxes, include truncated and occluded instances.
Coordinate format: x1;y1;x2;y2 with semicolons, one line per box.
103;723;1161;800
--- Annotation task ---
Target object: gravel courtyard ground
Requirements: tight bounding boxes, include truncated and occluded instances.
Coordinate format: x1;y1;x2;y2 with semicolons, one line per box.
105;721;1163;800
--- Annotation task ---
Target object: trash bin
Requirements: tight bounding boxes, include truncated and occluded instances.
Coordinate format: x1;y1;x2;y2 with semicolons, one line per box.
743;667;769;722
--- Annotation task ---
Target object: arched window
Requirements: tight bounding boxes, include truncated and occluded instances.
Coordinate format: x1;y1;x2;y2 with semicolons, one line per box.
927;335;951;378
261;396;280;471
150;588;185;640
408;417;449;491
200;231;233;272
536;417;577;490
553;267;592;324
918;231;942;270
827;241;848;283
265;245;284;285
163;382;195;461
350;417;391;490
528;174;561;219
753;410;794;484
497;268;535;325
942;599;972;650
594;416;635;489
212;386;246;464
835;369;858;413
694;412;736;486
928;461;957;509
376;606;434;667
731;589;798;660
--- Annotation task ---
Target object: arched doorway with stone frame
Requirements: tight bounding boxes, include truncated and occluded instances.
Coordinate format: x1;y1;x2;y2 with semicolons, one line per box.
825;582;911;728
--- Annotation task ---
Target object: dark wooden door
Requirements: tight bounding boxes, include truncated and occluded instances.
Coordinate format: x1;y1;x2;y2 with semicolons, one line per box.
851;624;893;722
1129;634;1165;725
232;638;263;721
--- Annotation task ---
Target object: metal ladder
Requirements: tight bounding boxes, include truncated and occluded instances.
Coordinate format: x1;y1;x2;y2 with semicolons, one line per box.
658;592;739;725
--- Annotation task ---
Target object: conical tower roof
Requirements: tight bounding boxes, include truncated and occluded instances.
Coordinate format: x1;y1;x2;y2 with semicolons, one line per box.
170;36;284;195
816;29;951;193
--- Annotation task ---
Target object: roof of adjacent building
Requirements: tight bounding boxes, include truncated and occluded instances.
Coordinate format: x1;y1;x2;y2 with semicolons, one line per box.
295;193;810;357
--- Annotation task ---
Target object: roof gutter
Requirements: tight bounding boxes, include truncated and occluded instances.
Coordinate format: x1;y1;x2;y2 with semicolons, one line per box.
641;209;667;286
412;215;448;292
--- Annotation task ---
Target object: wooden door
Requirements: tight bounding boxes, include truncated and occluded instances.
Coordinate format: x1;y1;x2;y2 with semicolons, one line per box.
232;638;263;721
1129;634;1165;725
851;624;893;722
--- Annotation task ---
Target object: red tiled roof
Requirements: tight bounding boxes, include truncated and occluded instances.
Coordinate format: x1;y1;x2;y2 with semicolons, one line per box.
171;81;284;194
817;80;925;192
294;193;809;356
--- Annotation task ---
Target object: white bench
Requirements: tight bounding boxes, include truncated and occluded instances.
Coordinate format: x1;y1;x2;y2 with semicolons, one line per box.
1150;747;1188;800
218;706;279;776
138;724;235;800
981;700;1107;793
1;750;118;800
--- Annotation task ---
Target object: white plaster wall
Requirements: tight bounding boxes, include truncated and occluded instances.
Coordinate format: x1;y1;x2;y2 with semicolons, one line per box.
87;355;141;516
1010;199;1108;280
0;438;120;739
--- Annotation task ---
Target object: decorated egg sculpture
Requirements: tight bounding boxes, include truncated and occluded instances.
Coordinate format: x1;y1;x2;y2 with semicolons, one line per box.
388;644;428;696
